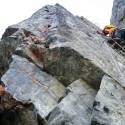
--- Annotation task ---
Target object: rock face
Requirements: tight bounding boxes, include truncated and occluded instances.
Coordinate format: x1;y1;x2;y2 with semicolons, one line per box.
3;4;125;88
91;75;125;125
111;0;125;28
47;79;97;125
0;38;21;77
1;2;125;125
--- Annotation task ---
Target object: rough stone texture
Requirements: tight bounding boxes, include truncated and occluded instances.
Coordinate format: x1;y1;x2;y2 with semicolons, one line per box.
1;55;66;118
47;79;97;125
91;75;125;125
15;43;45;69
40;5;125;88
2;4;125;89
0;28;46;77
0;85;38;125
15;106;38;125
0;37;21;77
2;4;125;87
43;47;104;88
1;2;125;125
0;105;38;125
111;0;125;28
0;87;22;112
2;27;19;39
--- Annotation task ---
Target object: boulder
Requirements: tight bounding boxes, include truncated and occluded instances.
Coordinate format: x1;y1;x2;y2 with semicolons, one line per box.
91;75;125;125
1;55;66;119
47;79;97;125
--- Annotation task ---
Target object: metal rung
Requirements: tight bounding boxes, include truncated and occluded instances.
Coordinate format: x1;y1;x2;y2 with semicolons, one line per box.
108;38;125;56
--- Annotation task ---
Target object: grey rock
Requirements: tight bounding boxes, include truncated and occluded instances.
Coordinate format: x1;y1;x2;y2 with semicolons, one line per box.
1;3;125;125
2;27;19;39
1;55;66;119
43;46;104;88
0;37;21;77
111;0;125;28
3;4;125;89
14;43;45;69
42;9;125;88
47;79;97;125
91;75;125;125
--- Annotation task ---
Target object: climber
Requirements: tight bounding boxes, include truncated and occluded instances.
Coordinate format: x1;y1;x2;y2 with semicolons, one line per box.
101;25;125;45
102;24;116;37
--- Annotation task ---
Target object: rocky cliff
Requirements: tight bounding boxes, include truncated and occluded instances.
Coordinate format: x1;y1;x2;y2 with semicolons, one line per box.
111;0;125;28
0;3;125;125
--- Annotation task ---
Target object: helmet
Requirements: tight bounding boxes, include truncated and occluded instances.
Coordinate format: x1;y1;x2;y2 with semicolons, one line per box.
104;25;115;29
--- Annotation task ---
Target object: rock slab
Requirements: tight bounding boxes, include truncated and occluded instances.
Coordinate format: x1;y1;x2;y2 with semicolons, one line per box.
47;79;97;125
91;75;125;125
1;55;66;118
